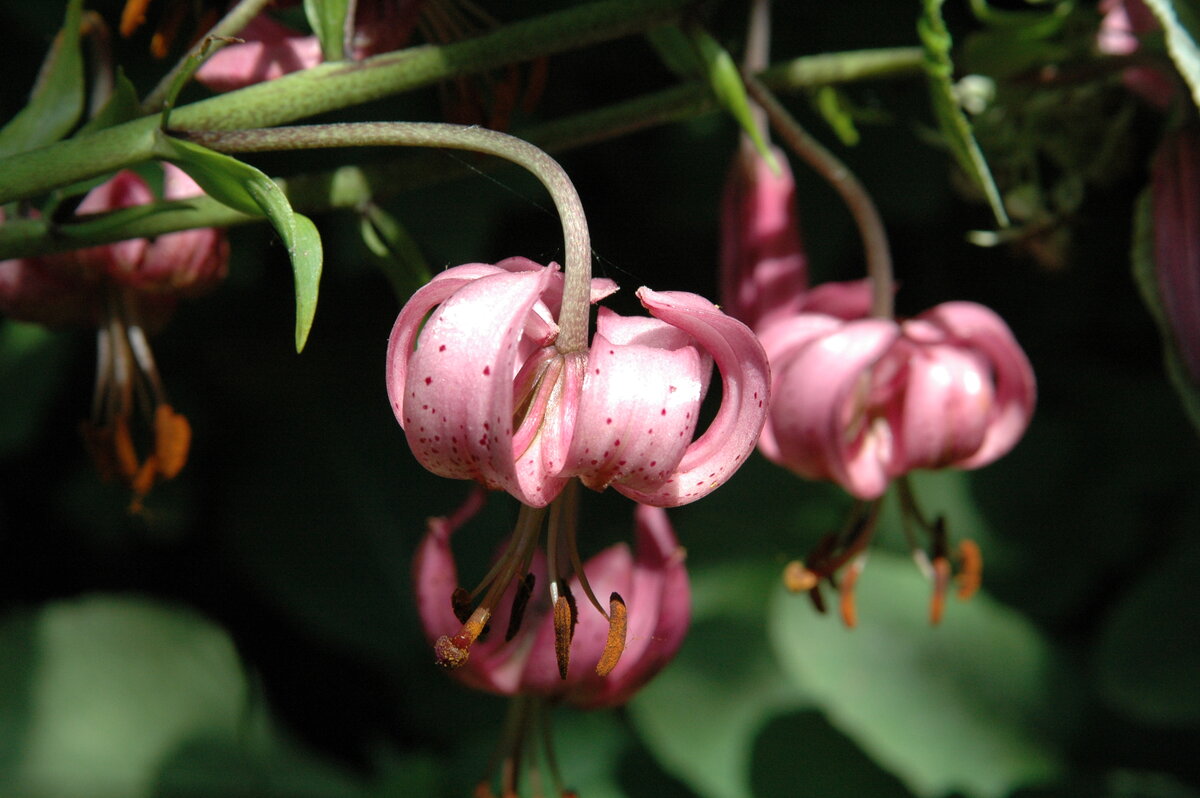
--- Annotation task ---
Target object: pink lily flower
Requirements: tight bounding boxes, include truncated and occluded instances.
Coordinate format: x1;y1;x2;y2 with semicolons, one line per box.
386;257;769;508
414;495;689;709
1150;126;1200;386
0;164;228;511
758;302;1036;500
719;141;874;333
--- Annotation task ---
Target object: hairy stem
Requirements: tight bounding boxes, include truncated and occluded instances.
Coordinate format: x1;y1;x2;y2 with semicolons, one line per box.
0;47;923;260
177;123;592;350
0;0;691;205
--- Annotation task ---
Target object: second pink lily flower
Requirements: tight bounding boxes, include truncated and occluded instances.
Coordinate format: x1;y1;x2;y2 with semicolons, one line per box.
386;257;769;508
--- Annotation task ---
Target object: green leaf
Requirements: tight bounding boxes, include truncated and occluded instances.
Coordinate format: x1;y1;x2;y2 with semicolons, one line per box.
769;552;1065;798
360;203;431;300
304;0;351;62
813;85;861;146
629;562;809;798
1131;187;1200;434
919;0;1010;228
77;70;142;136
0;0;85;158
644;25;705;79
1095;525;1200;726
1142;0;1200;112
689;28;778;171
157;136;324;351
0;595;249;798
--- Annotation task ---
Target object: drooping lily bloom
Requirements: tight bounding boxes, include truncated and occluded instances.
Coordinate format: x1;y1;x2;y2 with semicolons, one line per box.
719;140;873;333
758;302;1036;500
414;494;689;709
1149;126;1200;386
0;164;228;510
386;257;770;508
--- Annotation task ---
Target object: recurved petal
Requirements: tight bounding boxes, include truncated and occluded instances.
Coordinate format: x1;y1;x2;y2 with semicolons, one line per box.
887;340;993;475
390;264;569;506
566;316;704;496
571;504;689;709
767;317;900;500
612;288;770;506
917;302;1036;468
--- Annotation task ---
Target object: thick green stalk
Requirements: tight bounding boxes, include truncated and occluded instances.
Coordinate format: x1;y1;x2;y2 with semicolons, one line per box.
0;47;923;260
178;123;593;352
0;0;691;205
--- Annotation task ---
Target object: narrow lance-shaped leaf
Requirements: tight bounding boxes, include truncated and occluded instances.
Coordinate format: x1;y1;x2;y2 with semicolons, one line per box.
304;0;352;62
0;0;85;158
689;28;779;171
919;0;1010;228
645;26;777;170
156;135;324;352
1142;0;1200;112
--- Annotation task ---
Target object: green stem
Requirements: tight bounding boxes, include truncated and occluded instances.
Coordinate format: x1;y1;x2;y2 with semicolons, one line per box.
744;75;895;319
141;0;275;113
0;47;923;260
177;123;592;351
0;0;692;205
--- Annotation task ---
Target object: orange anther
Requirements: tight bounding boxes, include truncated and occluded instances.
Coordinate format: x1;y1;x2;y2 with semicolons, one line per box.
595;592;627;677
839;557;865;628
119;0;153;37
783;560;820;593
955;539;983;601
154;404;191;479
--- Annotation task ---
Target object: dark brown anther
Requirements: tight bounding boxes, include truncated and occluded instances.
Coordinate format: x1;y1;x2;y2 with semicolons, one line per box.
553;593;574;680
955;540;983;601
807;583;828;615
506;573;536;641
595;592;628;677
930;556;951;625
452;587;474;624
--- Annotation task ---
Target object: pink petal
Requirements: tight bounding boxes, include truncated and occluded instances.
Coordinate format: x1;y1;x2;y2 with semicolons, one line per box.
719;143;808;332
69;171;153;280
611;288;770;506
796;277;876;320
570;504;690;709
766;316;900;500
565;314;705;496
195;15;323;92
916;302;1036;469
387;261;570;506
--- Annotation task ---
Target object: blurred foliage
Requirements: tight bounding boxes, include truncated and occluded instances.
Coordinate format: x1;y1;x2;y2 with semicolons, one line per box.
3;0;1200;797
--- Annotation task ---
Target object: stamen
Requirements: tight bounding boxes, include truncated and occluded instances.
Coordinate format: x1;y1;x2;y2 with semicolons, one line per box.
552;591;575;680
452;587;473;623
153;404;191;479
839;554;867;628
595;592;627;677
955;539;983;601
119;0;153;37
929;555;951;626
505;573;536;641
783;560;820;593
434;607;490;669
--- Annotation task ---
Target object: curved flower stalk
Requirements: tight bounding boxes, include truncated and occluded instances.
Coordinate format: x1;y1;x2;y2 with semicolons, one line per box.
0;164;228;511
414;494;689;708
758;301;1037;501
386;258;770;508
